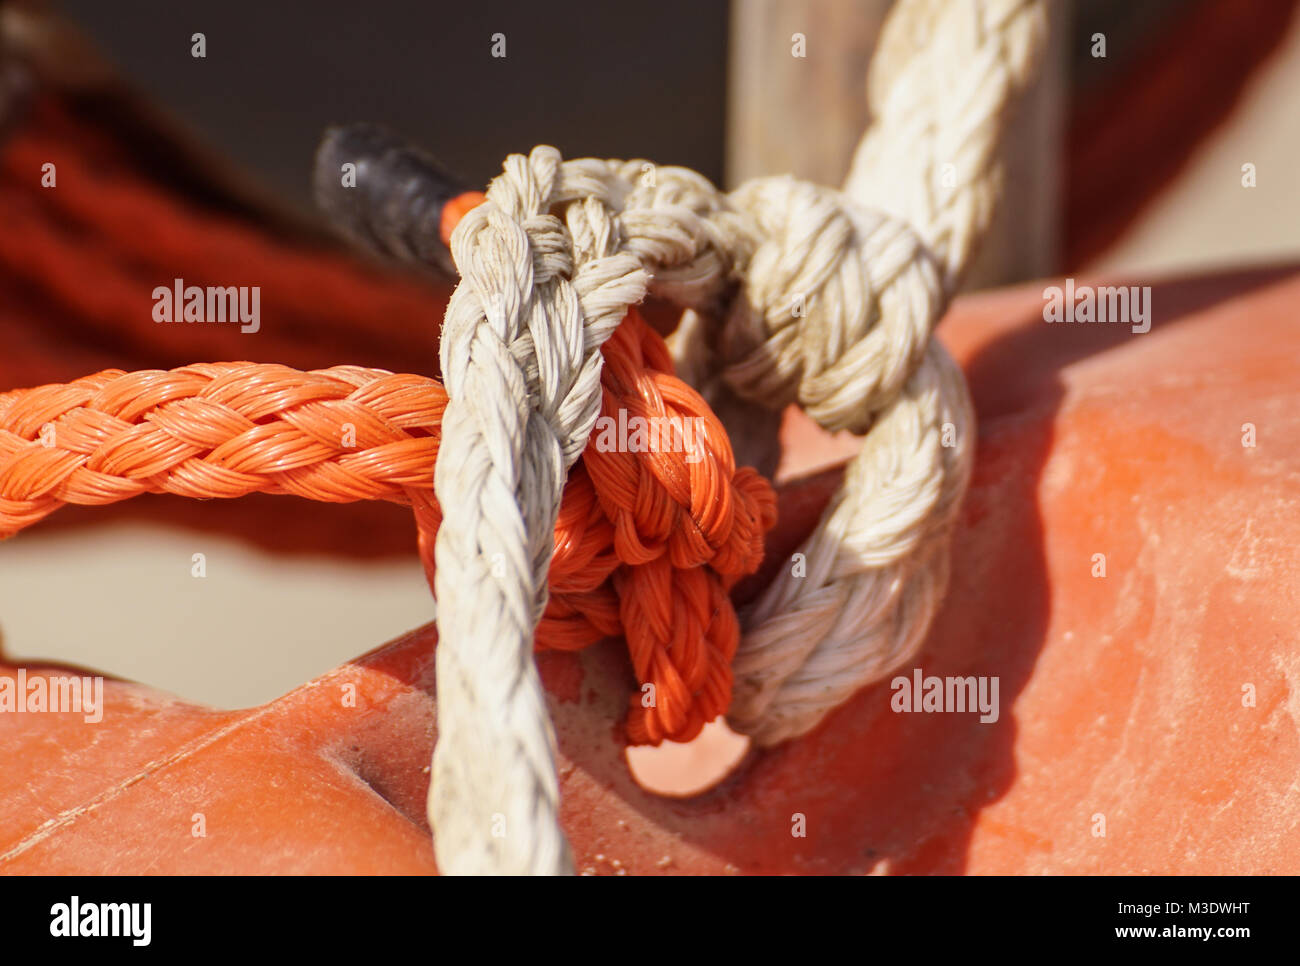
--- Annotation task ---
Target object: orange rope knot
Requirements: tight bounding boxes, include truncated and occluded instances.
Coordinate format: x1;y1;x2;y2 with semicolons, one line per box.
575;309;776;744
0;309;776;746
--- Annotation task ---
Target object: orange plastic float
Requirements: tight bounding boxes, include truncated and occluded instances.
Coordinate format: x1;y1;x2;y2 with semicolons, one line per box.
4;261;1297;874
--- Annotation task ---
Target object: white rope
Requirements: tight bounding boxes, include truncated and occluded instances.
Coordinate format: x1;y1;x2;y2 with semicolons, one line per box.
430;0;1046;871
726;0;1046;744
720;180;973;745
430;152;748;874
844;0;1047;287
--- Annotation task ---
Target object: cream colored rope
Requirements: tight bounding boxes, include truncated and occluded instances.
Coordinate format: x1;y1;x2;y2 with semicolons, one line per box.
430;0;1045;872
727;0;1045;744
721;181;974;745
430;152;747;874
844;0;1047;287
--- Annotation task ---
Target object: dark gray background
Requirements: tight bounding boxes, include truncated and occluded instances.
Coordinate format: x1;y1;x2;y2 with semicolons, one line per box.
53;0;1173;220
57;0;730;214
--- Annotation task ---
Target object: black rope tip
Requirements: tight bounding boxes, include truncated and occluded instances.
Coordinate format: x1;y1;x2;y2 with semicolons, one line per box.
312;123;471;278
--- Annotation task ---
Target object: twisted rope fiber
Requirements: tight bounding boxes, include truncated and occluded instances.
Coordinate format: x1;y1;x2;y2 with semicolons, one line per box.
716;177;974;747
687;0;1046;745
844;0;1047;287
0;365;446;532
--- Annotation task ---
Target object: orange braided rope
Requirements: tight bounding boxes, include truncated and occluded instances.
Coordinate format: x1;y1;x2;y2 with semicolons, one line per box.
0;102;778;750
0;304;776;744
587;313;776;743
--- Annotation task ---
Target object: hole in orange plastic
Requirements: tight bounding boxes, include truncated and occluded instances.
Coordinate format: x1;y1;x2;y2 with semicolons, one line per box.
625;718;751;797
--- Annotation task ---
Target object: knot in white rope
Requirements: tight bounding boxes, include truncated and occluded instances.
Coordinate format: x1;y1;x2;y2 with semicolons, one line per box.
720;176;945;434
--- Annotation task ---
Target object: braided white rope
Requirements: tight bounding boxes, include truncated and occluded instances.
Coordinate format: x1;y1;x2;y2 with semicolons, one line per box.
720;179;974;745
430;150;748;874
724;0;1045;745
430;0;1045;871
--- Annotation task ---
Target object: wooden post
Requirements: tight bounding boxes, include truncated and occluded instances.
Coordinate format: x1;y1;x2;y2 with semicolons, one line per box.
727;0;890;191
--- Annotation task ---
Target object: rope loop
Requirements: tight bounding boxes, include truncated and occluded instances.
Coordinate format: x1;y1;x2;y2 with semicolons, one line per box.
721;177;946;434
